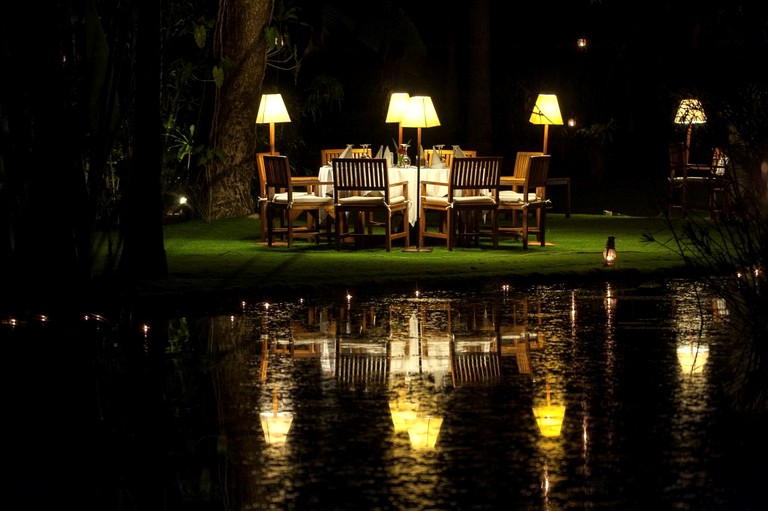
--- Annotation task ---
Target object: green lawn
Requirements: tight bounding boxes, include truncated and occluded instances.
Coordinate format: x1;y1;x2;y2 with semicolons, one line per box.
119;213;690;311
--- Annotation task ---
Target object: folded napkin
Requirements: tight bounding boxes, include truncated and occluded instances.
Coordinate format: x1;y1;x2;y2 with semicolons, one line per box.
374;145;384;159
430;145;447;169
452;145;467;158
383;146;394;168
339;144;353;158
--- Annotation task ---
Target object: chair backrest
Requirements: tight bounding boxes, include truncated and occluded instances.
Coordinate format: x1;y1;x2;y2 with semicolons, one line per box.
321;148;369;166
512;151;544;180
331;158;394;201
425;149;477;168
262;155;292;198
449;157;503;199
669;142;686;177
525;155;551;199
256;151;279;198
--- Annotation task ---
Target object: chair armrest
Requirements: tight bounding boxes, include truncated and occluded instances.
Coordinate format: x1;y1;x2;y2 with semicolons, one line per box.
291;176;320;184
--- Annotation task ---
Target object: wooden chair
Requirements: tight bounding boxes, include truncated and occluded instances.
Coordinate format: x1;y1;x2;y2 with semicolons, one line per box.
320;147;370;166
424;148;477;168
668;143;728;218
331;158;410;251
262;155;334;247
256;151;279;242
497;154;551;249
419;156;503;250
499;151;544;224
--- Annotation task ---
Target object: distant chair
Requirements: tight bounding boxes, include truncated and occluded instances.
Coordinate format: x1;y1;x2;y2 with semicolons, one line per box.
320;147;370;166
668;142;728;218
331;158;410;251
424;148;477;168
419;156;503;250
262;155;334;247
497;154;551;249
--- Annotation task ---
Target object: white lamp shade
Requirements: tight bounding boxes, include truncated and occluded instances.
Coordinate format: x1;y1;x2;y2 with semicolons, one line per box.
529;94;564;125
256;93;291;124
385;92;411;123
401;96;441;128
674;98;707;125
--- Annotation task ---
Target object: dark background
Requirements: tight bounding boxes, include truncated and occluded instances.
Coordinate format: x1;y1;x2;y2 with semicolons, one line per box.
263;0;767;216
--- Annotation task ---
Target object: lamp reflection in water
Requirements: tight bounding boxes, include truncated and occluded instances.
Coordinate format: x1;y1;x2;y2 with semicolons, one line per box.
389;387;443;450
260;388;293;445
532;379;566;437
677;342;709;375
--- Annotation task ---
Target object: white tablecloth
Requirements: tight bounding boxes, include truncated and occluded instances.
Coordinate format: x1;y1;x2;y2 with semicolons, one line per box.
318;165;449;226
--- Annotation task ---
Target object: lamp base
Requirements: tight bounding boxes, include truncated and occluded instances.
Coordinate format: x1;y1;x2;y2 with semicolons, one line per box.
403;246;433;253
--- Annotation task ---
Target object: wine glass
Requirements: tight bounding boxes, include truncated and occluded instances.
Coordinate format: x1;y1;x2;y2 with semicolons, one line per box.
435;144;445;164
360;143;371;158
399;143;411;168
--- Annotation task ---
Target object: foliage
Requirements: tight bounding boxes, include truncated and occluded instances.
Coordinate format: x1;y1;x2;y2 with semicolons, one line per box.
650;86;768;413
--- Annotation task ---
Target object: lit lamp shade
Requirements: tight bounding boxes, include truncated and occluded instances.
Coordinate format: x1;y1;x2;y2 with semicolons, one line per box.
529;94;563;154
256;93;291;124
260;411;293;445
385;92;411;123
532;404;566;437
256;93;291;155
674;99;707;125
529;94;563;125
401;96;441;129
406;415;443;450
677;344;709;374
386;92;411;146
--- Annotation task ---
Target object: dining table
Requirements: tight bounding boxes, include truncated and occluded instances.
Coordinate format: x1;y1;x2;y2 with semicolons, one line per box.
317;164;450;227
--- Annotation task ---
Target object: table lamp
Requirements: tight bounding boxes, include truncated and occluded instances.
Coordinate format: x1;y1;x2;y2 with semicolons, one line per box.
256;93;291;155
401;95;441;253
674;98;707;164
529;93;563;155
386;92;410;146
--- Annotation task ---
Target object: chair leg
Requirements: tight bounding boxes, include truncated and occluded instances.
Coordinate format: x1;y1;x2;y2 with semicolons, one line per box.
260;201;267;242
522;212;529;249
418;208;426;248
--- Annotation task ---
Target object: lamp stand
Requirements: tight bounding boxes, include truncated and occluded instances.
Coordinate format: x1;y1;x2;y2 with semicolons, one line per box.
542;124;550;155
684;123;692;164
269;122;277;155
403;127;433;253
398;123;404;147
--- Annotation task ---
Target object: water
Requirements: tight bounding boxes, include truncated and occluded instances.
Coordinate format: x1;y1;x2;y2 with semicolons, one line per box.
5;279;766;510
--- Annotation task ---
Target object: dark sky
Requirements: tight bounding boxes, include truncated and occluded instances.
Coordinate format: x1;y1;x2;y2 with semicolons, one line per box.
273;1;767;187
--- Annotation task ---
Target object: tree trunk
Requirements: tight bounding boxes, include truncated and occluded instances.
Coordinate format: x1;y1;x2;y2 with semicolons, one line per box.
118;0;168;280
206;0;272;220
466;0;493;154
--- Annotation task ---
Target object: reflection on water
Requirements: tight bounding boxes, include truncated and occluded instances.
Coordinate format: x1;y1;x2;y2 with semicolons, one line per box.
5;280;767;510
